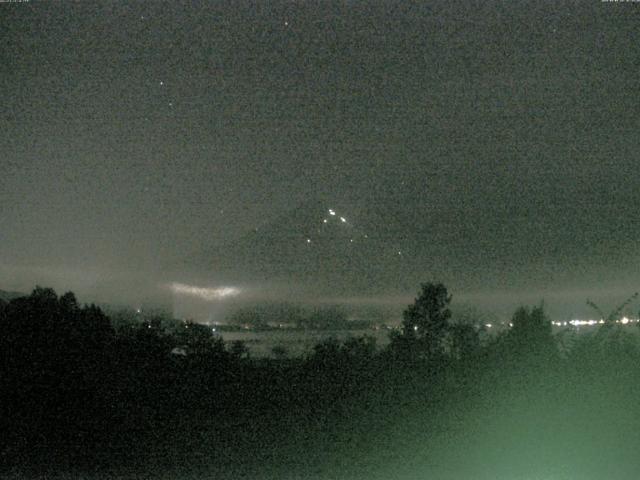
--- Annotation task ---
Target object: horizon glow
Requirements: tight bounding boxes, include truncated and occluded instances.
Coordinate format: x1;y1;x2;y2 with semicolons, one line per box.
168;282;241;301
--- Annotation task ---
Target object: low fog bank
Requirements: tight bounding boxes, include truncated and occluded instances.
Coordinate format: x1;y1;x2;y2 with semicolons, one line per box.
2;262;640;326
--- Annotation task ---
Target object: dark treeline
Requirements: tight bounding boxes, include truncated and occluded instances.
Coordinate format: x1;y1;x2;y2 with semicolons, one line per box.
2;284;640;479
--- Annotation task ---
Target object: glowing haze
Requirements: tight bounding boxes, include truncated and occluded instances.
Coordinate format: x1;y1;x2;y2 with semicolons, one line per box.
168;283;241;302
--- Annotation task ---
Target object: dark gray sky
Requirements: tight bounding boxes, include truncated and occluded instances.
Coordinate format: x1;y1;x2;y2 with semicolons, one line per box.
2;1;640;319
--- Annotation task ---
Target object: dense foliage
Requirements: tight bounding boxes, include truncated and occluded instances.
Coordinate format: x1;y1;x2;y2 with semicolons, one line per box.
2;284;640;479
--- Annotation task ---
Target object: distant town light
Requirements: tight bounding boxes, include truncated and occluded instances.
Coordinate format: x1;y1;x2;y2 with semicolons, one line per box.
550;317;639;328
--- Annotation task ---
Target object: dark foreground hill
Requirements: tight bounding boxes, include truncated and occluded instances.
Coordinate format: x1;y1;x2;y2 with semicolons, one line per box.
3;286;640;479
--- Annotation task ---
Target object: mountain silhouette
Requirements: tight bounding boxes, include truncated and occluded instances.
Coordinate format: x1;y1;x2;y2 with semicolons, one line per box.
182;198;424;294
179;191;635;297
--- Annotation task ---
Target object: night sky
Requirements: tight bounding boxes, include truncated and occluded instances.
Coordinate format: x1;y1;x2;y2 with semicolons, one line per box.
2;1;640;319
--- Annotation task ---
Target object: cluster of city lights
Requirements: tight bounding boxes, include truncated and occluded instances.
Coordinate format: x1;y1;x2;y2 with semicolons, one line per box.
551;317;638;327
474;318;640;330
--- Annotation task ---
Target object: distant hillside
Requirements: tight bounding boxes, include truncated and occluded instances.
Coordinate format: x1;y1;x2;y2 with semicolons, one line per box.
0;289;25;302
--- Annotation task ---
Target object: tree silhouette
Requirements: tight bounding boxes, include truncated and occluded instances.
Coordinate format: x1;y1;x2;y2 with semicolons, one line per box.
271;345;289;360
586;294;640;360
342;335;377;360
310;336;342;368
587;292;638;325
448;323;480;360
229;339;249;359
390;282;452;361
506;305;555;360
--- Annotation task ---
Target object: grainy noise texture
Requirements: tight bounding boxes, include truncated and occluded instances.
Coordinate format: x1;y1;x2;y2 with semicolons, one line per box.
1;1;639;318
